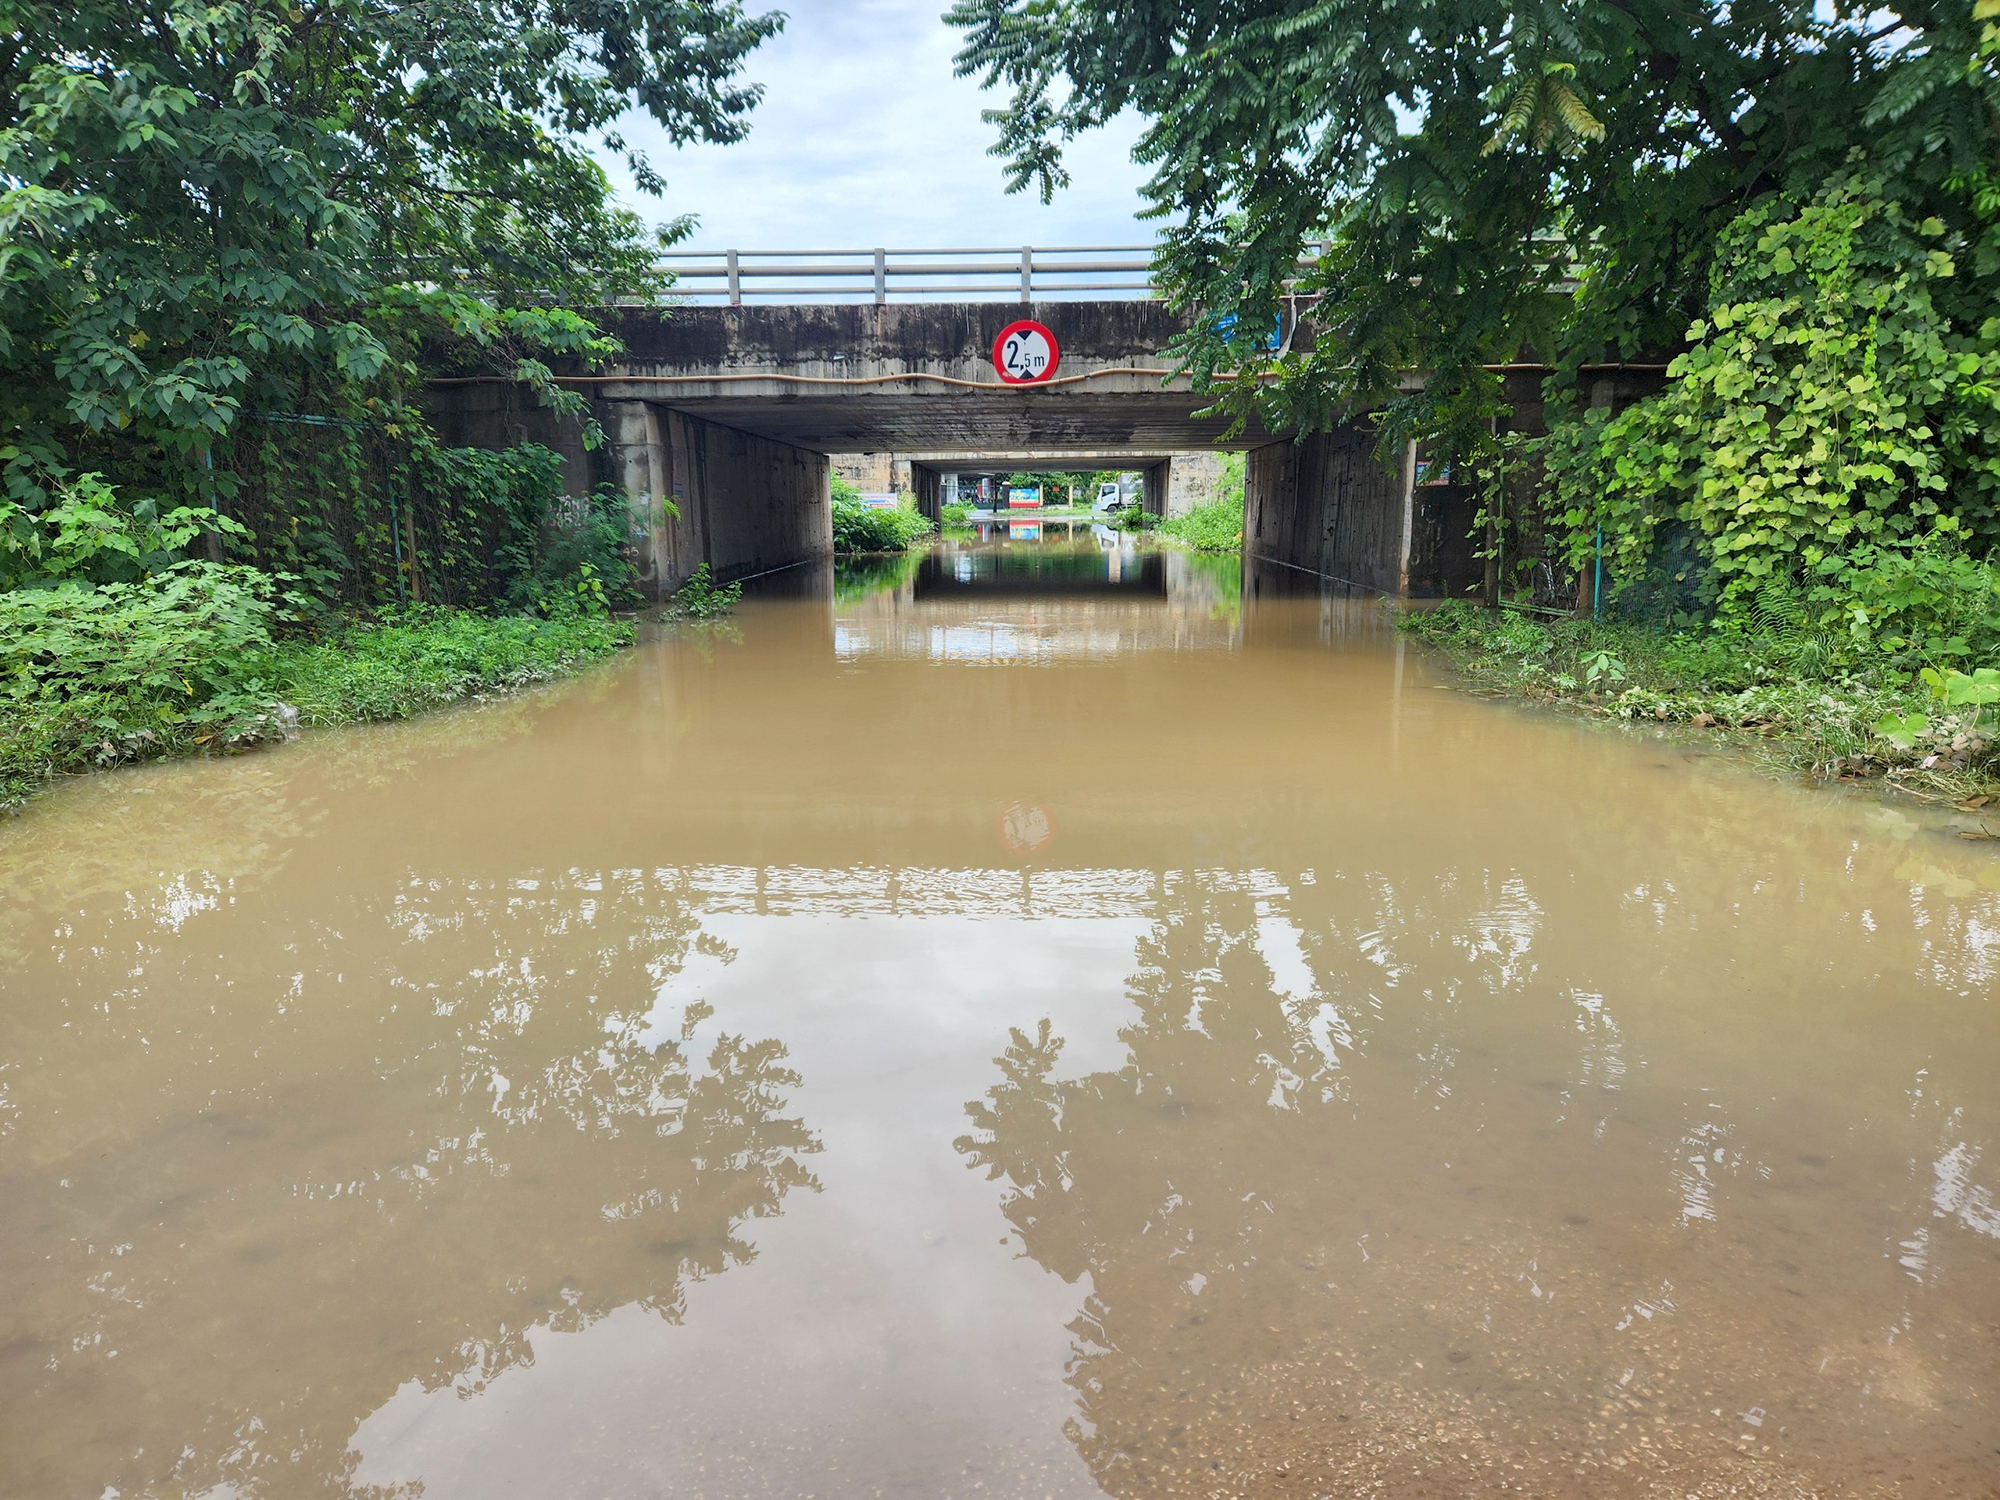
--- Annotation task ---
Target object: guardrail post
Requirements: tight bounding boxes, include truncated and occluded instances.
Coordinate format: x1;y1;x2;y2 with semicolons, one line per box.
726;249;741;307
874;248;886;305
1020;246;1032;302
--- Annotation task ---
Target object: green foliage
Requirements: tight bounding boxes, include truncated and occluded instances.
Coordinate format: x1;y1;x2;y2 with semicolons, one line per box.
0;470;247;588
1876;709;1931;750
244;608;630;725
1109;504;1155;533
1548;174;2000;625
499;479;643;615
0;575;630;807
1923;664;2000;729
1215;452;1246;506
1581;649;1627;686
1404;600;1998;795
1157;499;1244;553
0;0;780;554
940;502;974;525
831;493;936;553
949;0;2000;490
0;562;282;804
672;563;742;618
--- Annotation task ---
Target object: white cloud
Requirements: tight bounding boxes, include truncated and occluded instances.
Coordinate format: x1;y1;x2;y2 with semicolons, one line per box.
598;0;1155;250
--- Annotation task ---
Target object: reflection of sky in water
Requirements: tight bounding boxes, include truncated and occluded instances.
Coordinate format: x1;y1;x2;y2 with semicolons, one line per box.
352;914;1146;1500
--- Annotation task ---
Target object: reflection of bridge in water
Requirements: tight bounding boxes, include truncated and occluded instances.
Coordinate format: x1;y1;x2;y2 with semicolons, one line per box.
914;541;1167;600
659;862;1291;919
830;538;1241;660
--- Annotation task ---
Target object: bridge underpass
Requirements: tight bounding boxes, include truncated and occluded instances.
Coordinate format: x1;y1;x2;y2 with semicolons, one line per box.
426;257;1649;602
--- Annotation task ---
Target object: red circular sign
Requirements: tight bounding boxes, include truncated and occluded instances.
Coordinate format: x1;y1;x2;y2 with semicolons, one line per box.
993;320;1061;384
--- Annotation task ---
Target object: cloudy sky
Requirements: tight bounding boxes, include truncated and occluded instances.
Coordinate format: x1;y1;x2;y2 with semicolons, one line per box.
599;0;1156;251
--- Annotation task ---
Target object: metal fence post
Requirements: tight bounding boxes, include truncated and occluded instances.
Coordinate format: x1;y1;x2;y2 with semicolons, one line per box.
1020;246;1032;302
873;248;887;304
726;249;741;306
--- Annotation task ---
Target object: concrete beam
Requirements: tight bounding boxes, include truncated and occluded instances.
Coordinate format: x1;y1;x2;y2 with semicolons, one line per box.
898;450;1170;472
576;303;1281;453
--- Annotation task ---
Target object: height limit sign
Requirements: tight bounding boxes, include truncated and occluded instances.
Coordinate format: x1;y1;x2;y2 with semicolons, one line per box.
993;319;1060;384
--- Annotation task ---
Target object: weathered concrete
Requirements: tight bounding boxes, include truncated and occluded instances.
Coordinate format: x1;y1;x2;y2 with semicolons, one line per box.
576;303;1276;453
1161;451;1230;518
427;377;831;599
423;376;595;497
604;402;831;597
430;304;1650;605
1243;429;1485;599
831;453;904;495
909;463;943;520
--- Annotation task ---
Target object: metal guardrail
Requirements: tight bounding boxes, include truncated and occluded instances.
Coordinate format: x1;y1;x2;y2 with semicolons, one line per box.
655;246;1158;304
654;241;1584;307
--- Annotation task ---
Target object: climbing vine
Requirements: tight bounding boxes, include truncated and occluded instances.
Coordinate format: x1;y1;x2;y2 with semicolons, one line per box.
1545;171;2000;647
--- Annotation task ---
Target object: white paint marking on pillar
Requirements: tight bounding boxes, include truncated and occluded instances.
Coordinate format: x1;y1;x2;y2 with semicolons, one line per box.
726;249;741;306
873;248;887;305
1397;438;1418;599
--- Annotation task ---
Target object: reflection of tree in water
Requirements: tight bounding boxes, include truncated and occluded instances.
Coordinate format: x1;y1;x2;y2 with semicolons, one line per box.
0;871;819;1500
958;879;1351;1497
960;870;2000;1497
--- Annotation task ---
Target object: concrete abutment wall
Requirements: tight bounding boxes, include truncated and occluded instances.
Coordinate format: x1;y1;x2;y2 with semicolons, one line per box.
603;402;832;598
428;383;832;601
1243;429;1482;599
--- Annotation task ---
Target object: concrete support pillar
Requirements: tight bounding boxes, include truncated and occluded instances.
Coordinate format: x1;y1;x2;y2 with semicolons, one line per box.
1141;459;1171;518
908;463;944;521
600;399;832;600
602;400;674;599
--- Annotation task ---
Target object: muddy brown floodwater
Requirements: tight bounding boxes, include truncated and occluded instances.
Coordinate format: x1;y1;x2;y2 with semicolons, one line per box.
2;537;1999;1500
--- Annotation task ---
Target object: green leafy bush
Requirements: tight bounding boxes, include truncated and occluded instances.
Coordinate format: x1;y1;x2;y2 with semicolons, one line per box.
0;563;286;805
672;563;743;618
1547;172;2000;649
1404;600;1998;797
1158;498;1243;552
831;492;934;553
0;567;631;808
0;471;246;589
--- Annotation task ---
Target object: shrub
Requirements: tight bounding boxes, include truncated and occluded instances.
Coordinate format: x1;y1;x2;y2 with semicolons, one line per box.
504;482;641;614
1545;171;2000;640
0;569;633;807
831;493;934;553
1158;498;1243;552
673;563;743;618
0;563;286;804
0;471;247;589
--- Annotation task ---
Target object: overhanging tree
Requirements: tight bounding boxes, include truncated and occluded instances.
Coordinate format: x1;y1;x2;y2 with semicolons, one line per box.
0;0;781;545
949;0;2000;613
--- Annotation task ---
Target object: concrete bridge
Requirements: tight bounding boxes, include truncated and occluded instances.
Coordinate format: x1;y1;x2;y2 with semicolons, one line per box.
427;252;1618;602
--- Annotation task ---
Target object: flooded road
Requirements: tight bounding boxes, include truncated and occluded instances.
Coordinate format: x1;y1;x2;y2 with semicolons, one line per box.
3;537;1998;1499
